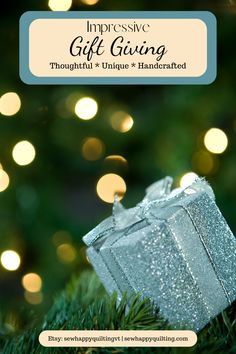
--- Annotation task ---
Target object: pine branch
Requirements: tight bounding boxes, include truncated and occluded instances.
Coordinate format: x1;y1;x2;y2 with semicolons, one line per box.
2;271;236;354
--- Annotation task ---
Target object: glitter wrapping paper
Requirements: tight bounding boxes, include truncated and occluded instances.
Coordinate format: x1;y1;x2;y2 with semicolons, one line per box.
83;177;236;331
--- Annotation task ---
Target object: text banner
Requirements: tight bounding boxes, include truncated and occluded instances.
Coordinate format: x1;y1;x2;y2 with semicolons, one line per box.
20;11;216;85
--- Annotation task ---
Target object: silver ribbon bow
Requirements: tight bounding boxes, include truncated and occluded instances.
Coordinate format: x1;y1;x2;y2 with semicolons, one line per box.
83;175;215;246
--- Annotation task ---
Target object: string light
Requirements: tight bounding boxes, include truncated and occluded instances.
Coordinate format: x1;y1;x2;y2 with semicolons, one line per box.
0;92;21;116
204;128;228;154
104;155;128;169
48;0;72;11
105;155;128;165
0;170;10;192
75;97;98;120
22;273;42;293
81;137;105;161
52;230;72;247
80;0;99;5
1;250;21;271
4;315;17;333
96;173;127;203
24;291;43;305
192;150;216;175
110;111;134;133
56;243;77;263
12;140;36;166
180;172;198;188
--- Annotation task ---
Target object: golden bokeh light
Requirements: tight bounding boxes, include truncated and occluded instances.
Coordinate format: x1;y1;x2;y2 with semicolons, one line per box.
104;155;128;170
110;111;134;133
75;97;98;120
24;291;43;305
1;250;21;271
80;0;99;5
48;0;72;11
0;170;10;192
52;230;72;247
22;273;42;293
81;137;105;161
204;128;228;154
105;155;128;164
96;173;127;203
180;172;198;188
192;150;216;175
0;92;21;116
12;140;36;166
65;92;81;113
57;243;77;263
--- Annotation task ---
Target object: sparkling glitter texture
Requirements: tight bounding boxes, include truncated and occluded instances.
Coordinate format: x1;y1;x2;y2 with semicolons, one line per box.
83;177;236;332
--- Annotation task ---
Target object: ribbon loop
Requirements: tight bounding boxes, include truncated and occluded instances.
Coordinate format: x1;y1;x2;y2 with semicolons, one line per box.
83;175;215;245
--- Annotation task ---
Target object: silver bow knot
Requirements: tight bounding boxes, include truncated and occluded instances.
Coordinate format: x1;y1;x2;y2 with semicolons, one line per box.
112;175;214;231
83;175;214;246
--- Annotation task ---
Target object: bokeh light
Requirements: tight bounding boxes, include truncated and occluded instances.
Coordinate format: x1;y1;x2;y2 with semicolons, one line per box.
0;92;21;116
4;315;17;333
57;243;77;263
1;250;21;271
24;291;43;305
81;137;105;161
12;140;36;166
96;173;127;203
80;0;99;5
48;0;72;11
192;150;217;175
180;172;198;188
104;155;128;170
75;97;98;120
0;170;10;192
204;128;228;154
105;155;128;165
22;273;42;293
52;230;72;247
110;111;134;133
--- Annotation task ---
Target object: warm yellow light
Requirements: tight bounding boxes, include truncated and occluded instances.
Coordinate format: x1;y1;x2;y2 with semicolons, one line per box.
0;92;21;116
81;137;104;161
96;173;127;203
48;0;72;11
0;170;10;192
57;243;77;263
110;111;134;133
12;140;36;166
180;172;198;188
22;273;42;293
75;97;98;120
0;163;3;170
24;291;43;305
105;155;128;166
1;250;21;271
192;150;216;175
204;128;228;154
80;0;99;5
52;230;72;247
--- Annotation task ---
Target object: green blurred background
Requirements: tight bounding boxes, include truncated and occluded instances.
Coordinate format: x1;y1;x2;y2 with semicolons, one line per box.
0;0;236;334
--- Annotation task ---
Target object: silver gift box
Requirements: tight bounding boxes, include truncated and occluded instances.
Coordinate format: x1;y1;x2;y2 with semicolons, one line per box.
83;177;236;331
